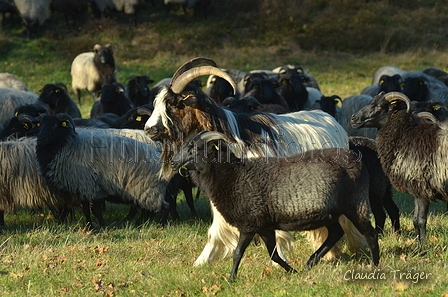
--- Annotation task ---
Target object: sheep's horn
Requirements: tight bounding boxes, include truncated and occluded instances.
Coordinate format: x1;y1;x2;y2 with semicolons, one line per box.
137;107;153;116
171;66;237;95
415;111;438;123
171;57;217;87
17;113;36;122
384;92;411;113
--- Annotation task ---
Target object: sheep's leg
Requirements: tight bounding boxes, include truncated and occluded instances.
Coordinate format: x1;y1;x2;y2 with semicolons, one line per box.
91;201;105;227
229;232;255;282
81;201;94;228
306;221;344;268
0;210;4;226
413;197;429;245
370;196;387;234
382;187;400;233
258;229;296;273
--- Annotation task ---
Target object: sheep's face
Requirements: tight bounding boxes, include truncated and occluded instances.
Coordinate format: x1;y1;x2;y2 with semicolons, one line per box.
351;93;407;130
14;103;48;118
100;82;125;104
39;84;68;108
378;74;403;93
37;114;76;146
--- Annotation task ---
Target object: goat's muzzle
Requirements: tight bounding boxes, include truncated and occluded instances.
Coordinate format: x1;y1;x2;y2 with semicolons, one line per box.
145;125;164;141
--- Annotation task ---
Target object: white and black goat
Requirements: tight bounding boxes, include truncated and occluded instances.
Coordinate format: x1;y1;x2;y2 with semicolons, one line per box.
171;131;380;281
144;57;366;267
351;92;448;244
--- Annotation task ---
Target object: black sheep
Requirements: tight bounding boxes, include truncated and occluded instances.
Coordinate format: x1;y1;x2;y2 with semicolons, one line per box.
90;82;135;119
38;82;81;118
171;131;379;281
124;75;154;107
351;92;448;244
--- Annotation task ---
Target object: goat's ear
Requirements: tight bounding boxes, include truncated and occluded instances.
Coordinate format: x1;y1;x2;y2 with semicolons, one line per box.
180;94;198;107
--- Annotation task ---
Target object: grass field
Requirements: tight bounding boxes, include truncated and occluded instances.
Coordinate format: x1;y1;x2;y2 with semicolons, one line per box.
1;0;448;296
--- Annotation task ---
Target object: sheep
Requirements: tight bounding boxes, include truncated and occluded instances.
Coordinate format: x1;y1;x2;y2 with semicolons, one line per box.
14;102;48;117
340;94;377;139
0;72;28;91
0;136;76;226
144;57;367;267
242;76;290;111
71;44;117;104
90;0;146;24
164;0;211;19
422;67;448;86
171;130;379;281
0;87;39;126
272;64;320;90
221;96;290;114
124;75;154;107
348;136;400;233
350;91;448;244
311;95;345;125
110;104;152;129
0;113;40;140
411;100;448;121
0;0;17;27
371;66;407;85
206;75;239;104
14;0;50;37
73;113;120;128
36;113;167;227
38;82;82;119
90;82;135;118
49;0;88;26
361;74;403;97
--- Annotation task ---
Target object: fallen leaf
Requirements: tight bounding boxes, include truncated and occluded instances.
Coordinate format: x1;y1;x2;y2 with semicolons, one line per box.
429;236;438;243
394;281;409;291
9;272;24;279
92;277;104;292
263;266;273;276
400;254;407;262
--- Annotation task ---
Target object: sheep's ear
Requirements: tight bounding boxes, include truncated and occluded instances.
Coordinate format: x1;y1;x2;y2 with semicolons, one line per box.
135;116;142;122
181;94;198;107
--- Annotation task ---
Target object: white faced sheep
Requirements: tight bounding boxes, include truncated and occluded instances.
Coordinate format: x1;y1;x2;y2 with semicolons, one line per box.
36;113;168;228
144;57;367;267
351;92;448;244
0;87;39;126
0;72;29;91
171;131;380;281
71;44;117;104
38;82;82;118
13;0;50;37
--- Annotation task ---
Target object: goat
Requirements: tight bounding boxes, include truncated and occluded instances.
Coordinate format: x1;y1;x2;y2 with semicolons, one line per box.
171;131;379;281
144;57;367;267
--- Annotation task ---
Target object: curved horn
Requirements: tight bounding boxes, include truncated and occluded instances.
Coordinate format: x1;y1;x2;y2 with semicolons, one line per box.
171;66;237;95
384;92;411;113
171;57;217;86
415;111;438;123
196;130;229;142
137;107;153;116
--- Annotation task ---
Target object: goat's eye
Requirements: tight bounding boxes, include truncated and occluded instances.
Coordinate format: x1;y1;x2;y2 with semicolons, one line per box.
136;116;142;122
61;121;68;128
433;105;441;111
22;122;30;130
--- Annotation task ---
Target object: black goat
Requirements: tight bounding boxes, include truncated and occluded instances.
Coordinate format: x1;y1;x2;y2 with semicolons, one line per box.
171;131;379;281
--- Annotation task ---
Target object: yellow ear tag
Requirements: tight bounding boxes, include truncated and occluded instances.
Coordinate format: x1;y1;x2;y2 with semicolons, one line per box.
136;116;142;122
22;123;29;130
61;121;67;128
182;94;192;101
214;144;219;150
55;89;59;93
390;100;398;106
14;111;18;116
37;123;41;127
433;106;441;111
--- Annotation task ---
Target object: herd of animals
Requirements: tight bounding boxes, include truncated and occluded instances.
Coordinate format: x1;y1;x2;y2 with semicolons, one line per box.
1;44;448;281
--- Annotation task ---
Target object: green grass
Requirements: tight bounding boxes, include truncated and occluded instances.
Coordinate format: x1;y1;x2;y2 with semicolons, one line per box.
1;0;448;295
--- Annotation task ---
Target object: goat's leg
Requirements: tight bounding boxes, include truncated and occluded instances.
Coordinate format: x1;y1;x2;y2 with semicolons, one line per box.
306;221;344;268
229;232;255;282
258;229;296;273
182;184;198;217
413;197;429;245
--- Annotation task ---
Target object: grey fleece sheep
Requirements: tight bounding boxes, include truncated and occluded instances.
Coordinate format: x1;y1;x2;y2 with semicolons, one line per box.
0;137;74;226
0;87;38;126
71;44;117;104
90;0;145;24
351;92;448;244
36;113;167;227
14;0;50;37
171;131;379;281
0;72;28;91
